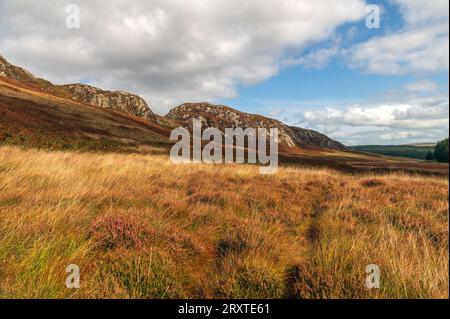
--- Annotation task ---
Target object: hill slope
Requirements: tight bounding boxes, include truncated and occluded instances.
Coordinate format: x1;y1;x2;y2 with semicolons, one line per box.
1;55;345;151
0;77;172;153
350;145;436;160
167;102;348;151
0;55;164;123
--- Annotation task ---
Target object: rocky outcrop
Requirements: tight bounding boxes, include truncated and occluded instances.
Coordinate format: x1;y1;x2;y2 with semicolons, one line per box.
289;126;347;151
166;102;347;151
166;102;297;147
57;84;155;120
0;55;155;121
0;55;52;88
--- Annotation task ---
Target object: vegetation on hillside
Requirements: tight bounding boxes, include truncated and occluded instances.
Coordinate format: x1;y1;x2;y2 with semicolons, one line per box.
0;146;448;299
350;145;436;160
352;140;449;163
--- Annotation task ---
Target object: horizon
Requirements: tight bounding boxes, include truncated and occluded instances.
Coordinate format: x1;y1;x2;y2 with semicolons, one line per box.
0;0;448;145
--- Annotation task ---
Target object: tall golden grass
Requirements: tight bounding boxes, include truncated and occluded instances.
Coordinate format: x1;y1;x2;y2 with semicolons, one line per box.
0;146;448;298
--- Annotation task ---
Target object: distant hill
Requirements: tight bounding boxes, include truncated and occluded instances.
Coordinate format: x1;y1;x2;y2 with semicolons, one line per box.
350;144;435;160
405;143;437;148
166;102;348;151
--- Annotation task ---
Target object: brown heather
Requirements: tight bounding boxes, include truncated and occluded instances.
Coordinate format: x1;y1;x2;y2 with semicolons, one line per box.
0;146;448;299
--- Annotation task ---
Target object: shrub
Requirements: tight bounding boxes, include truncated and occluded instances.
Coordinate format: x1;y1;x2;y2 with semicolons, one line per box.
89;215;154;250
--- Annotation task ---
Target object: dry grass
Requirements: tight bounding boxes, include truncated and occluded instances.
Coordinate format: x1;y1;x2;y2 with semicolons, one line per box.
0;146;448;299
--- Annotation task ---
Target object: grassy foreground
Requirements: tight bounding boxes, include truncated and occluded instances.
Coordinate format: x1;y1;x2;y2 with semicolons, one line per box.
0;146;448;299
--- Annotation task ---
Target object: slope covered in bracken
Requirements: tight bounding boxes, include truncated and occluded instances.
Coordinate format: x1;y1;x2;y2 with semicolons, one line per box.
0;78;173;153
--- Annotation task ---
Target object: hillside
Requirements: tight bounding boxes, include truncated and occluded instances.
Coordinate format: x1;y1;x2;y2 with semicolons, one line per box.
1;55;345;151
0;55;166;124
167;103;348;151
0;77;173;153
350;145;436;160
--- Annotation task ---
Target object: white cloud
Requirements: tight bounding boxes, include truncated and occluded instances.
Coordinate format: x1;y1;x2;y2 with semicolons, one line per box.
294;93;449;145
393;0;449;26
283;43;339;69
0;0;367;114
299;96;449;129
380;131;419;141
405;80;439;92
349;0;449;75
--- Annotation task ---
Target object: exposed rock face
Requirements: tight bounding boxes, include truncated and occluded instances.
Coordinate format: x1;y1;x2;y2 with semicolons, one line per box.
167;102;347;151
0;55;155;121
0;55;52;88
166;102;297;147
289;126;347;151
57;84;155;120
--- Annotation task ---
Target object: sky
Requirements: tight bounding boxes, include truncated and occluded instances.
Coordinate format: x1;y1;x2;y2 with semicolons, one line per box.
0;0;448;145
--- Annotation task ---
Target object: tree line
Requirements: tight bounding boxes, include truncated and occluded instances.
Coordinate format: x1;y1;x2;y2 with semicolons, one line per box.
426;138;449;162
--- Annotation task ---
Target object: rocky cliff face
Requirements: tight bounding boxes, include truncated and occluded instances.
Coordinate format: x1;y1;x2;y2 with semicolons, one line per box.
57;84;155;120
0;55;155;121
166;103;297;147
289;126;347;151
0;55;52;88
166;102;347;151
